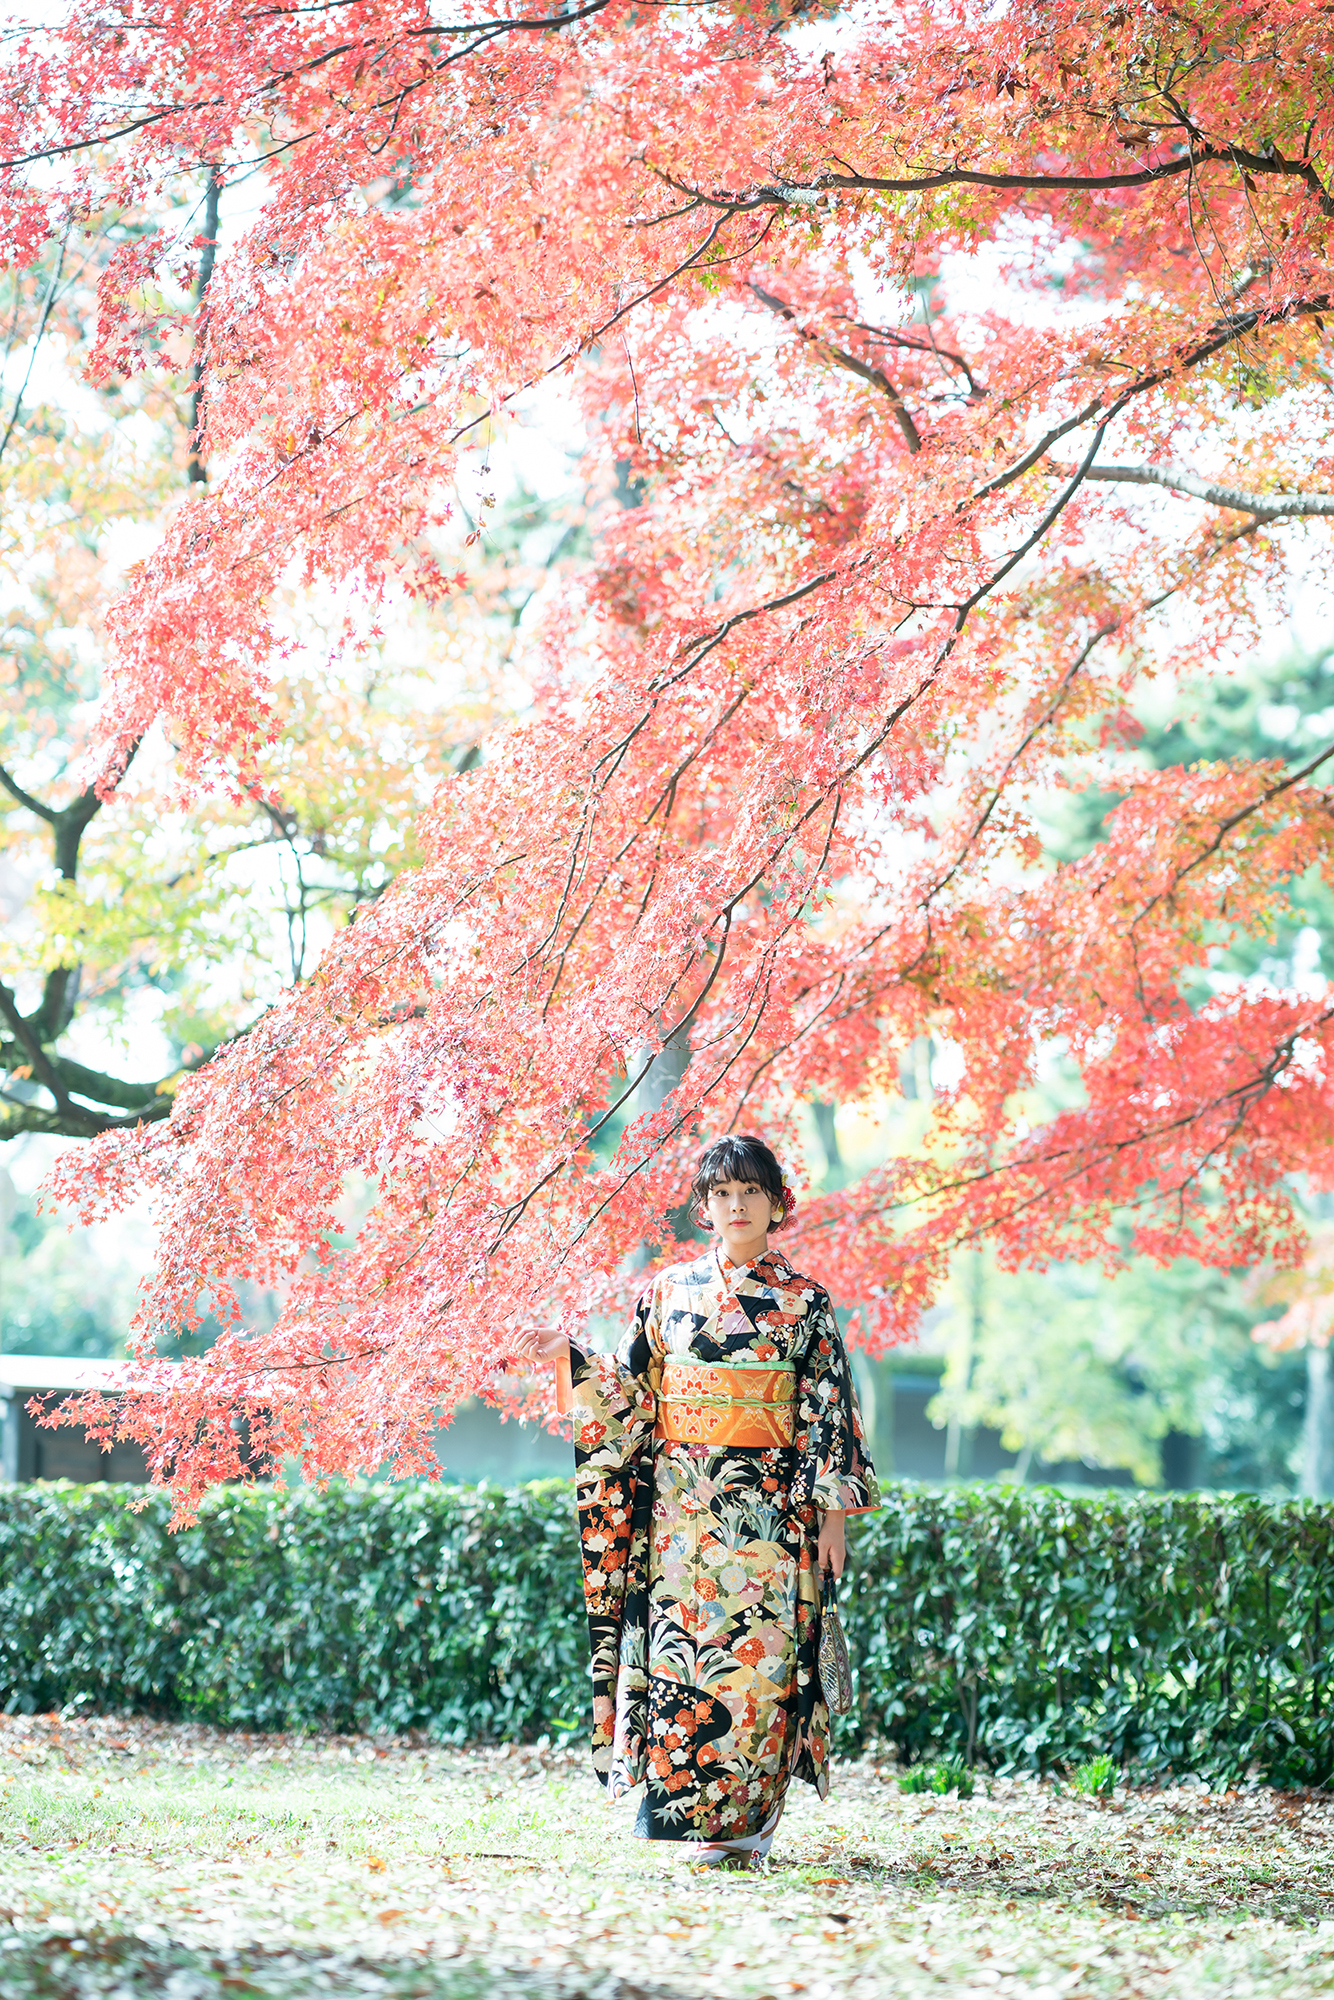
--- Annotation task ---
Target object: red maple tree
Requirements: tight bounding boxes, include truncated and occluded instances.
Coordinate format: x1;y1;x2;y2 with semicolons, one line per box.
6;0;1334;1506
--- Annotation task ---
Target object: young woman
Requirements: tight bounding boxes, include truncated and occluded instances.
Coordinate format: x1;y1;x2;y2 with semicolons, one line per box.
518;1134;879;1868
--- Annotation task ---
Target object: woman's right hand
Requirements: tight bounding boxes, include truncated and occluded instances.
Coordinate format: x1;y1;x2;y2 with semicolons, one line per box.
506;1324;567;1365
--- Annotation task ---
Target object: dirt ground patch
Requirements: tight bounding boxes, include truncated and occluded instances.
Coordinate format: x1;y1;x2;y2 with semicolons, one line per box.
3;1711;1334;1997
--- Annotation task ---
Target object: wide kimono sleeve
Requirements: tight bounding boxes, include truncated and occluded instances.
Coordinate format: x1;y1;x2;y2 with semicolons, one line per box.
566;1279;664;1791
567;1281;661;1475
791;1298;881;1516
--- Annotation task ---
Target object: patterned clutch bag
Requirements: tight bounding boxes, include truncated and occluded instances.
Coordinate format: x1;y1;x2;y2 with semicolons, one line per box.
818;1567;854;1715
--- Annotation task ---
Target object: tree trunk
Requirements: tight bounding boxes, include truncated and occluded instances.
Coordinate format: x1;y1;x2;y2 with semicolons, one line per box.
634;1021;695;1250
1303;1344;1334;1499
944;1249;983;1480
811;1099;841;1174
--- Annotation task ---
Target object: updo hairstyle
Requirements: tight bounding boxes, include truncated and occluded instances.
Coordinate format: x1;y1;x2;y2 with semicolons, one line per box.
691;1134;792;1230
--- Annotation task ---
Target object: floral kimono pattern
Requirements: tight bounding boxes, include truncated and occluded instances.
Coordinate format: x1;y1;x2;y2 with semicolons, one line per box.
569;1245;879;1844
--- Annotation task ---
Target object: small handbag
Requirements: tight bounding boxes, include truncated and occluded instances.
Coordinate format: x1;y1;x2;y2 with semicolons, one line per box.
818;1565;854;1715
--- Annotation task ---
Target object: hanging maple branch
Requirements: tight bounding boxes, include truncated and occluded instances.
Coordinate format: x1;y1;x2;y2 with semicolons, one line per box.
0;199;489;1145
8;0;1334;1507
748;282;922;453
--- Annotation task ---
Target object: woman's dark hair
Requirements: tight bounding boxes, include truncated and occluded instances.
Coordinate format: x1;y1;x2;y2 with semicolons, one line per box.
691;1134;791;1228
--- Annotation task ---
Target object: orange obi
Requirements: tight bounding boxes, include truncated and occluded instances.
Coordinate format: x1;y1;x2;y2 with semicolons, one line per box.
655;1358;796;1448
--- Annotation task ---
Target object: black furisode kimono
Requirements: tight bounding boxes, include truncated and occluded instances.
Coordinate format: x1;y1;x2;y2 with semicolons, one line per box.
567;1243;879;1844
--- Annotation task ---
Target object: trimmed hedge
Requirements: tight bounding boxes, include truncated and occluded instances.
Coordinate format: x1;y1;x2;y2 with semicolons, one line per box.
2;1479;1333;1785
853;1487;1334;1789
0;1479;588;1742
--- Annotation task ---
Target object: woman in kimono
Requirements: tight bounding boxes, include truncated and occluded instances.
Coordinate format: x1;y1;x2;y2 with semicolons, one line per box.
519;1134;879;1867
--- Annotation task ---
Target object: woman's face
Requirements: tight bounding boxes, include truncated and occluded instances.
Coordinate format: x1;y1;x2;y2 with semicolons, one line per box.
704;1177;780;1261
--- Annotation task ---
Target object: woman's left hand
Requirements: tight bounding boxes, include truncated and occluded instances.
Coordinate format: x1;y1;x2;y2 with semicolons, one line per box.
817;1508;847;1580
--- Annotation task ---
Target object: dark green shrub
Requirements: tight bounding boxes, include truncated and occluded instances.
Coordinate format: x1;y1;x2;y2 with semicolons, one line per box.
844;1485;1334;1788
2;1479;1332;1786
0;1478;587;1740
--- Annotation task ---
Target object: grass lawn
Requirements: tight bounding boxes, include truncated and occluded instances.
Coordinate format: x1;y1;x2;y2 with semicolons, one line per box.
3;1712;1334;1998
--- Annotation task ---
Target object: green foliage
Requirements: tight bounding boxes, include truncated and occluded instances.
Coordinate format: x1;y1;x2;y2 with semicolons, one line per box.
897;1755;974;1799
850;1486;1334;1788
928;1249;1304;1490
0;1170;136;1359
3;1480;1334;1790
894;1763;934;1792
0;1479;588;1740
1070;1753;1118;1799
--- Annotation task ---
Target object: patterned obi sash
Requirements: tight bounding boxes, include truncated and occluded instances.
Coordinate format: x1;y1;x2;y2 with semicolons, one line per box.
655;1358;796;1448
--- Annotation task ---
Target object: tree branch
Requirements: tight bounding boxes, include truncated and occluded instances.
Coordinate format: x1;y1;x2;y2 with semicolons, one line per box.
0;761;55;822
0;1097;78;1142
2;729;156;1079
749;282;922;453
0;237;67;468
0;982;86;1127
977;294;1331;504
0;0;618;173
187;164;222;486
0;1026;206;1135
1055;459;1334;520
655;138;1334;212
836;316;984;398
45;1051;176;1114
50;779;108;881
